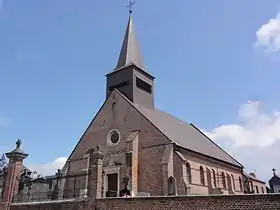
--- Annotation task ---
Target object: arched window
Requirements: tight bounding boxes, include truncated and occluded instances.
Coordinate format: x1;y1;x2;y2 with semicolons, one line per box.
221;172;226;188
227;173;233;191
239;177;243;191
231;174;235;190
200;166;205;185
206;168;211;187
212;169;217;187
261;187;264;194
168;176;176;195
250;181;253;192
256;186;259;194
186;162;192;183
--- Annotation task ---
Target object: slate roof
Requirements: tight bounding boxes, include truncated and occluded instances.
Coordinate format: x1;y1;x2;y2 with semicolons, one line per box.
269;174;280;183
135;104;242;168
115;90;243;168
243;172;265;183
115;14;144;70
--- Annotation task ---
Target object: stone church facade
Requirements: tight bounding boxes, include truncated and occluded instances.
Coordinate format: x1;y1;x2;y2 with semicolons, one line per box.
60;13;245;198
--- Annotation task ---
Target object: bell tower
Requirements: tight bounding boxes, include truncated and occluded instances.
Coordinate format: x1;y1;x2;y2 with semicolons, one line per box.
106;9;155;109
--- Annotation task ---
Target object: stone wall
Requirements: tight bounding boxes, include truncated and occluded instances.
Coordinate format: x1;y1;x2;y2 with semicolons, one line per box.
8;194;280;210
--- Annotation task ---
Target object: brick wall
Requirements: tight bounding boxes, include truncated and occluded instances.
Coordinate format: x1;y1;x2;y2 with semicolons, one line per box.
66;89;170;196
250;179;266;194
8;194;280;210
177;149;243;195
10;200;88;210
3;161;23;203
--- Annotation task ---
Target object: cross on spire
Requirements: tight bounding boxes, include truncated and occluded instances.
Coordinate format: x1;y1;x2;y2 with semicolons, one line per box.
126;0;136;14
273;168;276;176
16;139;22;148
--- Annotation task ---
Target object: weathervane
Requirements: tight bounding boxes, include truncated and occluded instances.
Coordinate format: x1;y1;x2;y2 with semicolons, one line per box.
126;0;136;14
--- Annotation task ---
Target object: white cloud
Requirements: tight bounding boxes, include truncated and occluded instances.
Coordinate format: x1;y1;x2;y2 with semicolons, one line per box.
206;101;280;148
255;12;280;52
205;100;280;182
27;157;67;176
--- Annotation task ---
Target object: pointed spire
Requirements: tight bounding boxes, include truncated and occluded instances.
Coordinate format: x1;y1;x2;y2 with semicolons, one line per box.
115;13;144;70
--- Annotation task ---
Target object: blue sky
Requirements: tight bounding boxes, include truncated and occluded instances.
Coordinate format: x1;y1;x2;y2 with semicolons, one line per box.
1;0;280;181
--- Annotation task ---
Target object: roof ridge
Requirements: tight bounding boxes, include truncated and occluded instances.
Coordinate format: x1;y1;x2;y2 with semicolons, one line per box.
190;123;244;168
269;174;280;182
243;172;265;183
116;89;242;168
154;107;191;124
145;106;242;168
114;89;173;140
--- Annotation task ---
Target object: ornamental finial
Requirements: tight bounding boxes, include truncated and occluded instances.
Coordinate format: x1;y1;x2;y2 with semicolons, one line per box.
273;168;276;176
16;139;22;148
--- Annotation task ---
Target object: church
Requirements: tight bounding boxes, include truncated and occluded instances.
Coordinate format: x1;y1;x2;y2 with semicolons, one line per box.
268;168;280;193
60;11;246;197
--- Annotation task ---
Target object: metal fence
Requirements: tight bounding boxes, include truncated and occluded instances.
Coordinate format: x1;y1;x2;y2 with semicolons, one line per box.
13;187;88;203
13;170;88;203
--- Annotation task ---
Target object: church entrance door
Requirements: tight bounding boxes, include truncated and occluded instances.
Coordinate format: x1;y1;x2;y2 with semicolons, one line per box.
106;173;118;197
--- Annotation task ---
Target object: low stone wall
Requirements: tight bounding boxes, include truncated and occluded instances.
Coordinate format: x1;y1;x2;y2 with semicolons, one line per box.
10;199;88;210
9;194;280;210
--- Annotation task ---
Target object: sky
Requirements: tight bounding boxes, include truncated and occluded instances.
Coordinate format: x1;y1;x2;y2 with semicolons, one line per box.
1;0;280;183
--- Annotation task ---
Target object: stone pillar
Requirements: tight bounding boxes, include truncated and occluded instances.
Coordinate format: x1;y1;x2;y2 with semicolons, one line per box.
161;144;173;196
125;131;139;197
131;132;139;196
3;139;28;203
87;145;104;198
